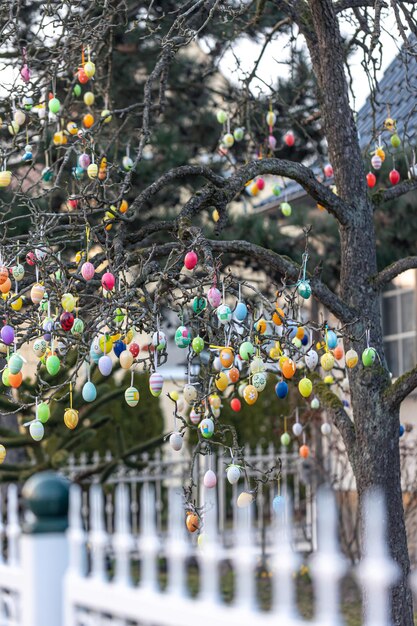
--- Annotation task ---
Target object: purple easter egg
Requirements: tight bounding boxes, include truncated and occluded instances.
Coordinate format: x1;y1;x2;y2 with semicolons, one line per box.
98;355;112;376
1;325;14;345
78;154;91;169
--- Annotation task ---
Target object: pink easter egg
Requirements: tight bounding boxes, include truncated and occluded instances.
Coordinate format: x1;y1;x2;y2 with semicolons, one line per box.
268;134;277;150
203;469;217;489
101;272;115;291
81;261;95;281
184;251;198;270
207;287;221;308
78;154;91;169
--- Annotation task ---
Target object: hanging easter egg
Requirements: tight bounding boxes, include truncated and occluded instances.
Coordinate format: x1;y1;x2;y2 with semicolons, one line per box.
243;384;258;405
311;398;320;410
101;109;112;123
219;348;234;368
222;133;234;148
321;423;332;436
84;61;96;78
170;433;183;451
83;91;95;106
98;355;112;376
371;154;382;170
7;371;21;390
345;348;358;368
9;352;23;375
82;381;97;403
123;386;139;407
30;283;45;305
0;278;11;295
0;267;9;286
64;408;79;430
399;425;405;437
326;330;338;349
227;464;240;484
234;301;248;321
152;331;167;351
299;377;313;398
209;394;221;409
60;312;74;331
12;264;24;281
281;202;292;217
282;359;296;379
77;67;88;83
192;296;207;315
8;121;19;136
284;131;295;146
192;336;204;354
129;343;140;358
281;432;291;446
122;156;134;171
120;351;134;369
207;287;221;308
268;134;277;150
362;347;377;367
250;357;265;374
239;341;254;361
149;372;164;397
83;113;94;129
391;134;401;148
217;304;232;324
324;164;333;178
389;169;400;185
234;127;244;141
87;163;98;179
252;372;267;392
113;340;126;358
186;513;199;533
0;171;11;188
189;409;201;425
46;354;60;376
1;325;14;345
324;375;334;385
101;272;115;291
298;280;311;299
183;384;197;404
366;172;376;188
237;491;254;508
256;178;265;191
175;325;192;348
200;417;214;439
227;367;239;384
272;184;281;197
266;111;276;126
213;356;222;372
1;368;10;387
10;294;22;311
216;110;228;124
78;153;91;169
203;469;217;488
33;338;47;358
184;251;198;270
71;318;84;336
215;372;229;392
292;422;303;437
299;444;310;459
42;317;53;341
0;445;6;464
275;381;288;399
320;352;335;371
30;420;44;441
230;398;241;412
37;402;50;424
48;97;60;113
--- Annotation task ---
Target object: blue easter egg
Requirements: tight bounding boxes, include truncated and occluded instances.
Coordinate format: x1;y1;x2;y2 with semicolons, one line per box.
82;381;97;403
288;324;298;339
113;340;127;358
326;330;338;349
301;335;309;346
272;495;285;513
399;424;405;437
234;301;248;321
343;399;350;407
275;381;288;399
89;347;101;364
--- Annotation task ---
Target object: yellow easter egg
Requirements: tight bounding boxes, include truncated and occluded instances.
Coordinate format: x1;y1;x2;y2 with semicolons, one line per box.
212;208;219;222
215;371;229;392
99;335;113;354
209;394;221;409
345;349;358;368
320;352;335;371
255;318;267;334
64;408;79;430
10;295;23;311
0;444;6;463
298;377;313;398
243;384;258;405
83;91;95;106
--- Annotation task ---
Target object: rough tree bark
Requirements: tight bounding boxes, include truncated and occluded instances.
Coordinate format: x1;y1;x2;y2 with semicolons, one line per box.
302;1;413;623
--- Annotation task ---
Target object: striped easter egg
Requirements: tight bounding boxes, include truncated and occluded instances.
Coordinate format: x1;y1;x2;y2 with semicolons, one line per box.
149;372;164;397
125;386;140;407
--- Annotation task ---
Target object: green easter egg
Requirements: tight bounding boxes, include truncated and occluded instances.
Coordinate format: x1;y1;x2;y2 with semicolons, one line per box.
38;402;50;424
73;84;82;97
48;97;61;114
2;368;10;387
281;202;292;217
362;347;377;367
114;308;126;324
192;336;204;354
239;341;254;361
46;354;60;376
390;134;401;148
280;432;291;446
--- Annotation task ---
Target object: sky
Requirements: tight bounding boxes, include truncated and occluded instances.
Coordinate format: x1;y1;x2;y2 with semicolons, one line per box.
218;15;401;112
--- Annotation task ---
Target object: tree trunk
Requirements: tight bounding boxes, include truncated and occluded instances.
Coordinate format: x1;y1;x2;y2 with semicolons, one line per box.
301;0;414;622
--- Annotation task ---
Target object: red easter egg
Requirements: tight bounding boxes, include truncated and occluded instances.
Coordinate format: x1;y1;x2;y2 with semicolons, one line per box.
230;398;241;412
101;272;115;291
366;172;376;188
256;177;265;190
60;311;74;331
26;251;36;266
129;342;140;358
184;251;198;270
284;131;295;147
77;68;89;84
324;164;333;178
0;266;9;285
333;345;344;360
68;197;78;209
389;169;400;185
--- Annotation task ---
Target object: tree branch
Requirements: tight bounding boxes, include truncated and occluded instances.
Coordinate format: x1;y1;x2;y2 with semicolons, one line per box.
385;365;417;409
334;0;387;12
373;256;417;289
312;375;356;450
376;178;417;203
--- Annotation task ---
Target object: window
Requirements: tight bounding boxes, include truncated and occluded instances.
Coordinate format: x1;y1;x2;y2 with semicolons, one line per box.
382;288;417;378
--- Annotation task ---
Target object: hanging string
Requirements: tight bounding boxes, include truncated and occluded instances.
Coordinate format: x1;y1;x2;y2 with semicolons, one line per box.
69;382;73;409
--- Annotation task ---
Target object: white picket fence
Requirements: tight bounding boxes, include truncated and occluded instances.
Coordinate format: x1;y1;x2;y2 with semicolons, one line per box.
63;445;317;551
0;474;412;625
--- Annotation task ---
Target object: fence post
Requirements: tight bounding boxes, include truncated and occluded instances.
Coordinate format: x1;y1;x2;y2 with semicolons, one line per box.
20;471;70;626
